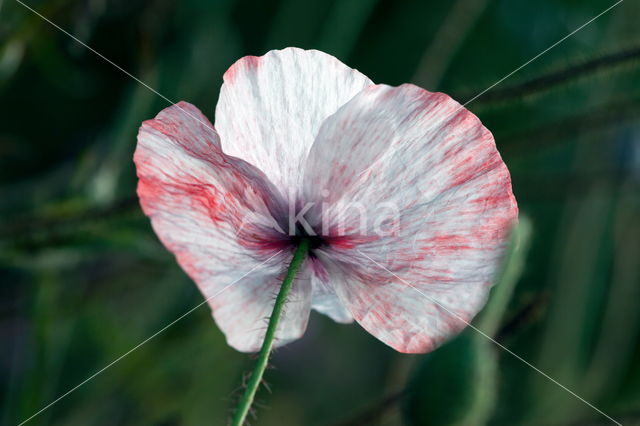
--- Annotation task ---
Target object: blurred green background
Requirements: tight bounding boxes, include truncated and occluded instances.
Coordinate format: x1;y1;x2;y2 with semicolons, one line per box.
1;0;640;425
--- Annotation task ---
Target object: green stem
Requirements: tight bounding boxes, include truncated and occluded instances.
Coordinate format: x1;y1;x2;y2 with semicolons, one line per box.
459;44;640;105
231;239;311;426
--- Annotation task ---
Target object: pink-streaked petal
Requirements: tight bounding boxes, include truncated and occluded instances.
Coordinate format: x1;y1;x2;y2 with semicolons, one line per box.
134;101;311;352
331;261;489;353
303;84;518;353
215;47;373;201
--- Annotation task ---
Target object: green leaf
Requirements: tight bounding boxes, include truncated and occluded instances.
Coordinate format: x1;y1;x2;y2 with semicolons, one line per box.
476;216;533;337
404;332;497;426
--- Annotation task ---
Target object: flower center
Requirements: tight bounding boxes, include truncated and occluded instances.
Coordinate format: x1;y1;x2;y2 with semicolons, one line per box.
289;223;325;252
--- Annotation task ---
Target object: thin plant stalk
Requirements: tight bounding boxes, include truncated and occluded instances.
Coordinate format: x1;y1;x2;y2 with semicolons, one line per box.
231;238;311;426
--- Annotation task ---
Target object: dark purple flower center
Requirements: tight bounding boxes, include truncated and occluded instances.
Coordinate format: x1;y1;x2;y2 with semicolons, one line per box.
289;222;325;252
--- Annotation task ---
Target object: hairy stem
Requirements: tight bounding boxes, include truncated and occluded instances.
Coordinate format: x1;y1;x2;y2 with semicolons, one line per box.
461;44;640;104
231;239;311;426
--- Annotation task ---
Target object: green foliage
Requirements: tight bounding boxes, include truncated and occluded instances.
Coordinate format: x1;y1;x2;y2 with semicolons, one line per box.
404;333;498;426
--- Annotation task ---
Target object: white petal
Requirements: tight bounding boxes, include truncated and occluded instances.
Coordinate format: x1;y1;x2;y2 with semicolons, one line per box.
309;257;353;323
215;47;373;201
135;102;311;352
303;84;518;353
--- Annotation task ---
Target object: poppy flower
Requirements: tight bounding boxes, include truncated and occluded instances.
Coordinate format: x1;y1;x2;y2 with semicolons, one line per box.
134;47;518;354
